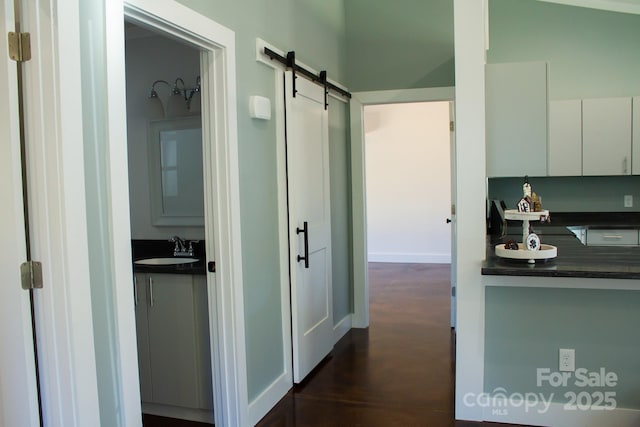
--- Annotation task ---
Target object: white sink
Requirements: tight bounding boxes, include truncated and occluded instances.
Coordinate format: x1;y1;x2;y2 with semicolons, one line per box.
134;257;199;266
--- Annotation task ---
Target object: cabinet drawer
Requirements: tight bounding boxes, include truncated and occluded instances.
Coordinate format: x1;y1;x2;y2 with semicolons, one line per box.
586;229;638;246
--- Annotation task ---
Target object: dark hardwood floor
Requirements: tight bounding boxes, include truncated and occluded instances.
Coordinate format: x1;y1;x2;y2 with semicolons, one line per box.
146;263;530;426
257;263;530;427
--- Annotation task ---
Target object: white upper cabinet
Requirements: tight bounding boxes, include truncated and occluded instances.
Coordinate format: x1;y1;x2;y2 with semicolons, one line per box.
548;100;582;176
582;97;632;176
486;61;548;178
633;97;640;174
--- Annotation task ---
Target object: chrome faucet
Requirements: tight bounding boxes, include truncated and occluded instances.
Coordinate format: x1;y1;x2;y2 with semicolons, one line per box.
169;236;188;256
169;236;199;257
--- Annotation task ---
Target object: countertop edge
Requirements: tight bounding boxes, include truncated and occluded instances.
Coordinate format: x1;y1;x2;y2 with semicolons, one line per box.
481;266;640;281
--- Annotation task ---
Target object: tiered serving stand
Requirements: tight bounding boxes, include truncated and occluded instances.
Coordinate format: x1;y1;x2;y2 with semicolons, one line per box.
494;209;557;264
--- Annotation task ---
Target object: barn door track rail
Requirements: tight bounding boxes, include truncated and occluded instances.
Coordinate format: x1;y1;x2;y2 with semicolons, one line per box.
263;47;351;109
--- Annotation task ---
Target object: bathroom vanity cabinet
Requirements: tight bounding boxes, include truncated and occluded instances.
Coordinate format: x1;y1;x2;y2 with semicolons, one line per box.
134;272;212;416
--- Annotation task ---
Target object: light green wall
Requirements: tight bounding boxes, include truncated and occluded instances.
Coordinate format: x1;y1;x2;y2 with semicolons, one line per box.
329;100;353;321
485;287;640;409
79;1;120;425
345;0;454;91
176;0;349;401
488;0;640;99
489;176;640;213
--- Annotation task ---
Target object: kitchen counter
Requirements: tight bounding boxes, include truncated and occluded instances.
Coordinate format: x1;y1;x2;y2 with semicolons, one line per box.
482;214;640;280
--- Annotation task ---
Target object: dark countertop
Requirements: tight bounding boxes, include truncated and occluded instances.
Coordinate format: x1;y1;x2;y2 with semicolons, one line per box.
131;239;207;276
482;213;640;280
133;260;207;275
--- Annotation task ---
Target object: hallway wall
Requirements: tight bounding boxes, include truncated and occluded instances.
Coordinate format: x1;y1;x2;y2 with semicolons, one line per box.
365;102;451;263
174;0;351;403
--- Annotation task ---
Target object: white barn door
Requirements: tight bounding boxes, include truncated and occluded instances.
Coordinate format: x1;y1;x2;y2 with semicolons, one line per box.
284;71;334;383
0;1;41;425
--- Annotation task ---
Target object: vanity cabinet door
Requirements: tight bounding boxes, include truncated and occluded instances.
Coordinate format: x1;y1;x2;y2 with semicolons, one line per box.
134;273;153;403
548;100;582;176
582;97;632;176
146;273;200;409
486;61;548;178
192;276;213;410
134;272;213;411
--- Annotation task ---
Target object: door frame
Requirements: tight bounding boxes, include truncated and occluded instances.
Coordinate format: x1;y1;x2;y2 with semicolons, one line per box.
110;0;248;425
19;0;101;424
349;87;455;328
0;0;40;425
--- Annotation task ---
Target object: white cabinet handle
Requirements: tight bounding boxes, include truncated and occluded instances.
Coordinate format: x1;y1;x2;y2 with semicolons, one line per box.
149;277;154;307
603;235;623;239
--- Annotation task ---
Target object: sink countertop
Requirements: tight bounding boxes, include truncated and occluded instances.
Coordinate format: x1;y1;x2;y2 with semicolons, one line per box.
483;220;640;280
131;239;207;275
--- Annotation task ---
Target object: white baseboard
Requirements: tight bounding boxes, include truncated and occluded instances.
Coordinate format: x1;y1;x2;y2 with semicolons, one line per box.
247;371;291;426
141;403;213;423
245;315;354;425
368;252;451;264
333;314;352;344
482;398;640;427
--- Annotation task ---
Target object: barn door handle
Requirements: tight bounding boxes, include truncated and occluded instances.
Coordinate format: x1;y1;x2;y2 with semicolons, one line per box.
296;221;309;269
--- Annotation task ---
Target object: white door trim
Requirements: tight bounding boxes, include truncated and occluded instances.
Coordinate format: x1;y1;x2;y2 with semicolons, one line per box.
112;1;248;426
19;0;101;425
349;87;456;328
0;1;40;425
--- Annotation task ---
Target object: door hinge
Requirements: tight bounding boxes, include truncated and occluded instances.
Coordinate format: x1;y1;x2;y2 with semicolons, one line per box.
7;31;31;62
20;261;43;290
451;286;456;297
449;121;455;132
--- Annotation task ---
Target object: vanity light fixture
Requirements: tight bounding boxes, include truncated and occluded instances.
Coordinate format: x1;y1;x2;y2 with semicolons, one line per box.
146;76;201;119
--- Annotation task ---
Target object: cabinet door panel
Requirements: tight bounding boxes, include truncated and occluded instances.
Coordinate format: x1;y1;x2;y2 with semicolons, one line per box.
548;100;582;176
486;61;548;177
582;98;631;176
134;273;153;402
146;274;199;408
193;276;213;410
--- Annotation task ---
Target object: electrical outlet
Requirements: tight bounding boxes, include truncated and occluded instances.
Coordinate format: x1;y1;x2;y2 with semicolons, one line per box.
559;348;575;372
624;195;633;208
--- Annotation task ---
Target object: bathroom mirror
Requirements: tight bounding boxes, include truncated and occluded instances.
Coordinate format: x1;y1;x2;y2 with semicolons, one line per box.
148;116;204;226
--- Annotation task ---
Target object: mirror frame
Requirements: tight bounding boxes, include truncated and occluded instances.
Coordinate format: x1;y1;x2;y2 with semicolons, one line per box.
147;115;204;226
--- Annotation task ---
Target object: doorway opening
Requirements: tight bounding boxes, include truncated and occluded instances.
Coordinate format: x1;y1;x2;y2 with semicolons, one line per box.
350;88;456;329
108;2;247;425
124;21;212;425
364;101;452;265
362;100;455;326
